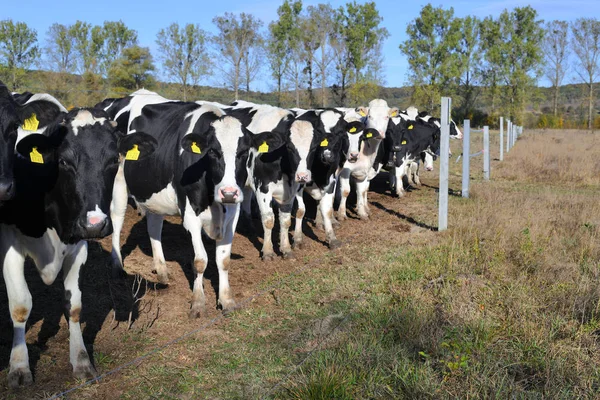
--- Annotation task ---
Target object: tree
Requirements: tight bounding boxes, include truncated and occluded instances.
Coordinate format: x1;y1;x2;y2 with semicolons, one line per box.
45;23;76;73
479;16;502;115
571;18;600;129
0;19;39;89
101;20;138;76
543;21;570;117
330;15;352;107
306;4;335;107
400;4;460;112
299;14;320;107
70;21;105;75
267;0;302;106
108;45;155;92
455;16;481;120
156;23;211;101
212;12;264;100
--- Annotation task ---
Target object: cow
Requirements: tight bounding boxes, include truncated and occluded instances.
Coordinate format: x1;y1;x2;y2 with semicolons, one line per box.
0;107;156;388
0;83;67;202
109;93;274;318
335;99;398;220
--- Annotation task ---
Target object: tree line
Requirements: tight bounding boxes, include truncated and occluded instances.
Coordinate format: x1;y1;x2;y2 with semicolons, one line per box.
0;2;598;129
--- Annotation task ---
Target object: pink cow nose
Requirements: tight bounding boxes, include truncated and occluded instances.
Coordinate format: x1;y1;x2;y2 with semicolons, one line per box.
426;166;434;171
348;152;359;162
219;186;240;203
296;171;311;183
88;216;104;225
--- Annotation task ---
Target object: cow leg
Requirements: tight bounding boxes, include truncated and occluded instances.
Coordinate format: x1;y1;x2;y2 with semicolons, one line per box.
279;202;294;259
184;206;209;319
110;163;128;278
146;213;169;285
407;162;417;187
320;192;341;249
355;178;371;220
3;245;33;388
315;206;324;231
412;162;422;186
337;169;351;221
215;204;239;312
63;242;97;380
394;166;406;197
256;191;276;261
293;193;305;250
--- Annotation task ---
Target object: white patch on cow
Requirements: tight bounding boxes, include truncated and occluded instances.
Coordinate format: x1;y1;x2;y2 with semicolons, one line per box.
86;204;107;226
131;88;159;96
365;99;392;137
320;110;341;133
245;106;292;134
136;183;179;215
405;106;419;120
71;110;107;136
290;120;314;177
211;116;244;203
24;93;68;112
126;92;174;133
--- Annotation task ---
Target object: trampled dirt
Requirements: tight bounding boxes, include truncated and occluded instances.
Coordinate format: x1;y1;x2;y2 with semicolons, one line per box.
0;168;445;398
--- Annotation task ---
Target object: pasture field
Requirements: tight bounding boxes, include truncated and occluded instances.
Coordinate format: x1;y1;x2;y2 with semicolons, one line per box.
1;129;599;399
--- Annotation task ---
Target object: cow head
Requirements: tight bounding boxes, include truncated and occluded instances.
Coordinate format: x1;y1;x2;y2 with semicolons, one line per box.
181;115;255;204
356;99;399;139
313;109;350;166
16;108;157;243
0;83;66;203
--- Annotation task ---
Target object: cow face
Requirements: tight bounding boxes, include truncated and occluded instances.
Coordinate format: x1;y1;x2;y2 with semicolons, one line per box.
182;116;252;204
17;108;157;243
289;120;317;183
357;99;399;139
313;110;349;166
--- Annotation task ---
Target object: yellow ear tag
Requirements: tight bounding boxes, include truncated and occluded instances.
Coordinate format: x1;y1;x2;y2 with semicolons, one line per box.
125;144;140;161
320;138;329;147
191;142;201;154
401;140;407;145
29;147;44;164
349;126;357;133
366;132;373;138
258;141;269;153
359;109;367;117
408;125;414;130
23;114;40;131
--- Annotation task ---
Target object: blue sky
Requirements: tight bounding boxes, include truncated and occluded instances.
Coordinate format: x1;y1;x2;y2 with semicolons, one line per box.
3;0;599;91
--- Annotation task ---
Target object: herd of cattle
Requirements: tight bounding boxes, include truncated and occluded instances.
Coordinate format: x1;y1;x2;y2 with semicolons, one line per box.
0;82;461;388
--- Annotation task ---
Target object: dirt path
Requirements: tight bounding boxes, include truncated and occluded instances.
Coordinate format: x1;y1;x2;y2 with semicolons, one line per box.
0;166;446;398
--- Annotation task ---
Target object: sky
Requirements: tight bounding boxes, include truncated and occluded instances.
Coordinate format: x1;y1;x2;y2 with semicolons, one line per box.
3;0;600;91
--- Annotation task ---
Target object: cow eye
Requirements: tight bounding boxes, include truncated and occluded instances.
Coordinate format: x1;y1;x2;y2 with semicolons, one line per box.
58;158;74;169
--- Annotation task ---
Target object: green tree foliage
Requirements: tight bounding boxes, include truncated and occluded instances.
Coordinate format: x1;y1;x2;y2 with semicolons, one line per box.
70;21;105;75
156;23;211;101
400;4;460;112
212;12;264;100
483;7;545;123
543;21;570;117
45;23;76;73
0;19;39;89
100;20;138;76
455;16;481;120
571;18;600;129
267;0;302;106
306;4;335;107
108;45;155;93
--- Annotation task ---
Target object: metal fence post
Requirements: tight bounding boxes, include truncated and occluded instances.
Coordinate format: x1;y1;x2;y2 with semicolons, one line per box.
462;120;470;198
438;97;451;231
499;117;504;161
483;126;490;181
506;120;511;152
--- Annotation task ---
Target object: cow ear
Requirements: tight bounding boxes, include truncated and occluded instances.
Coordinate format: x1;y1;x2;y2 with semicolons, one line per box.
180;133;210;156
362;128;382;141
355;106;368;117
251;131;286;154
16;132;62;165
346;121;365;134
119;132;157;161
389;108;399;117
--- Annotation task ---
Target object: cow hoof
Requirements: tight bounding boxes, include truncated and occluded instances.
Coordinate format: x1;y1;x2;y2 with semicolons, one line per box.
293;240;304;250
359;214;369;221
262;253;276;262
153;269;169;285
337;213;347;221
219;298;236;313
8;368;33;388
188;306;204;319
282;251;296;260
73;363;97;380
328;239;342;250
332;219;341;229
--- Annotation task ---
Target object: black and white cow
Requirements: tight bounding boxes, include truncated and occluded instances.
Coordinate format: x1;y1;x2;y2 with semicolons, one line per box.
109;93;272;318
0;107;156;388
0;83;67;202
336;99;398;220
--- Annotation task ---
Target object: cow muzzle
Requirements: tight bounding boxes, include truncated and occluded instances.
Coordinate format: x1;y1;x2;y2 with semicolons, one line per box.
0;179;15;202
348;152;359;163
219;186;240;203
295;171;312;183
392;145;402;152
79;216;109;238
321;149;334;164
